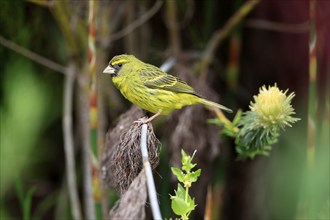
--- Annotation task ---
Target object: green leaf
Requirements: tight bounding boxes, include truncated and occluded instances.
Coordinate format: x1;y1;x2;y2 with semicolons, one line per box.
181;149;187;159
232;109;242;125
169;150;200;218
23;187;37;220
170;184;189;216
170;184;195;216
187;169;201;183
182;151;197;172
181;149;187;157
14;177;25;211
182;162;195;173
181;149;189;165
176;184;186;198
171;195;189;216
171;167;185;183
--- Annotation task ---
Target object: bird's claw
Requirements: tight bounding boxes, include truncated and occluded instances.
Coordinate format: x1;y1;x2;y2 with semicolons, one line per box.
133;117;149;125
133;110;161;125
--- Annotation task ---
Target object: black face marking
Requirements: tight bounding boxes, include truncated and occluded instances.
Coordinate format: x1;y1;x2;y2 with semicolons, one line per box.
113;63;122;69
109;63;124;76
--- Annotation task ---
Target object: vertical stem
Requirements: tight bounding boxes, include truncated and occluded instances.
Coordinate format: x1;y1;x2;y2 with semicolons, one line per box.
184;173;189;220
185;186;189;204
63;63;82;220
166;0;181;57
49;0;87;58
88;0;102;219
124;0;137;54
307;0;317;168
78;67;95;219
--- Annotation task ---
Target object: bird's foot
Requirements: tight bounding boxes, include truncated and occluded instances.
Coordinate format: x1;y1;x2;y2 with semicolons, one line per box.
133;110;162;124
133;117;150;125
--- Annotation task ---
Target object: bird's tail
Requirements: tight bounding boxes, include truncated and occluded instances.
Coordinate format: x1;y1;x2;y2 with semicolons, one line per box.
199;98;233;113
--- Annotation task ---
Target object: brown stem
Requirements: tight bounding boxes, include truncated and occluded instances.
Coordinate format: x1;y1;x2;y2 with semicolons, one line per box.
0;36;67;74
245;19;309;33
124;0;137;54
77;69;96;219
49;0;87;58
199;0;261;80
166;0;181;57
63;63;82;220
109;0;163;43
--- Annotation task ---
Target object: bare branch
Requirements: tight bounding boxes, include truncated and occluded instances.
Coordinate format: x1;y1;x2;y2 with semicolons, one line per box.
0;35;67;74
199;0;261;80
62;63;82;220
245;19;310;33
166;0;181;57
77;74;96;220
109;0;163;42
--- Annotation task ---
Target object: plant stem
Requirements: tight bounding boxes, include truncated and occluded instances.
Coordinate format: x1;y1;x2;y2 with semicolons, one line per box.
166;0;181;57
183;179;189;220
185;186;189;204
0;36;67;74
199;0;261;80
63;63;82;220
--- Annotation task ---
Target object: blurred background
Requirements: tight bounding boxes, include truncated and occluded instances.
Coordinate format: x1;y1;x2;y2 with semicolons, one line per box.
0;0;329;219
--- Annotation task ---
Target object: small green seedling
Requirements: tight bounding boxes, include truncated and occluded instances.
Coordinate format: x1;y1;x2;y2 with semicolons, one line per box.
170;149;201;220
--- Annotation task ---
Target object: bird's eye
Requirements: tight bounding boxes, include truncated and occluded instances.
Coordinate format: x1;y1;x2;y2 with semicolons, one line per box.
113;63;123;69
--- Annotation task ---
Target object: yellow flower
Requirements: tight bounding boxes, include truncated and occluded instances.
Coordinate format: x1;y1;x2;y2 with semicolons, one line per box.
250;84;299;130
234;84;300;159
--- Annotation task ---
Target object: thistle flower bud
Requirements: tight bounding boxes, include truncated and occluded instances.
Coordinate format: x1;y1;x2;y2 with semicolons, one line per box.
250;84;300;130
235;84;300;159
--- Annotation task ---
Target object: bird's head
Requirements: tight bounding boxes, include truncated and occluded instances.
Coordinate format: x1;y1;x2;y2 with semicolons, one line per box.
103;54;137;77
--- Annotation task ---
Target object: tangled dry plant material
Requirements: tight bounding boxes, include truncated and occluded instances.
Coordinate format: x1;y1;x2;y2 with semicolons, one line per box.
109;169;147;219
101;106;161;194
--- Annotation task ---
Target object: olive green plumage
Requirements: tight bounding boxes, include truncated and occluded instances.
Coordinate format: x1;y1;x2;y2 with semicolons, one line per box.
103;54;232;116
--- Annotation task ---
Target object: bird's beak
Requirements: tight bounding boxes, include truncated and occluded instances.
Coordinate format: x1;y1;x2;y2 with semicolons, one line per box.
103;66;115;75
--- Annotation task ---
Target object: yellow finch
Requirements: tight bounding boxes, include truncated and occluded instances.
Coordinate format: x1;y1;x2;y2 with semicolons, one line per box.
103;54;232;122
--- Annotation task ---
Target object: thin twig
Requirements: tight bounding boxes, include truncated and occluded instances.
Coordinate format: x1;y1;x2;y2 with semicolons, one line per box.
49;0;87;58
169;0;195;29
0;35;67;74
97;72;109;219
124;0;137;54
78;77;96;220
245;19;310;33
199;0;261;80
109;0;163;42
26;0;50;7
140;124;162;220
62;63;82;220
166;0;181;57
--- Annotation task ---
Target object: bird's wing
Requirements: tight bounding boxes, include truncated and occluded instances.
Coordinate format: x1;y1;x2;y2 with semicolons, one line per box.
142;70;198;96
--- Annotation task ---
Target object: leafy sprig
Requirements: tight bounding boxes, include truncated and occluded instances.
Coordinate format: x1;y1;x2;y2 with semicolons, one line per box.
170;149;201;220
